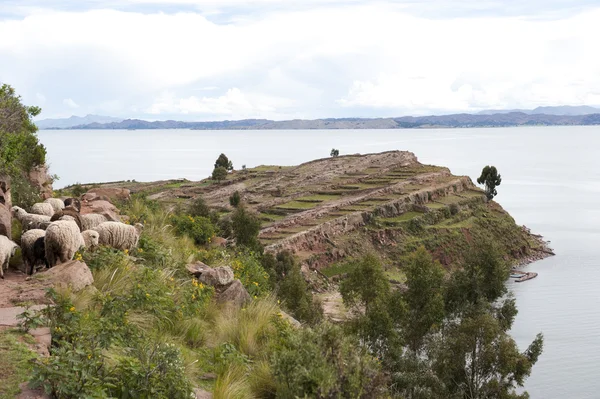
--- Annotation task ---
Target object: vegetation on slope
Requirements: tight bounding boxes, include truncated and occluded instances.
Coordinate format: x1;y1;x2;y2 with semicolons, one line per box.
0;84;50;206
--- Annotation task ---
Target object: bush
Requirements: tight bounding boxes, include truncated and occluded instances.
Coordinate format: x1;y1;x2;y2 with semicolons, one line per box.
215;153;233;171
71;183;85;198
449;203;460;215
229;191;241;207
278;265;323;325
170;214;215;246
271;323;385;398
231;206;262;251
189;197;210;218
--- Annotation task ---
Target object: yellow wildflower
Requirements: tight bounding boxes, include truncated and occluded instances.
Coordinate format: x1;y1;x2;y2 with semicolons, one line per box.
192;279;198;286
198;282;204;289
124;249;129;255
69;306;75;312
253;282;259;286
192;295;196;300
88;354;92;360
146;293;150;298
138;248;143;253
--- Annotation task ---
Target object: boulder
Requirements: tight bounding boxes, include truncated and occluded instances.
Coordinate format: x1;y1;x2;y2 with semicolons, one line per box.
0;175;11;238
194;388;213;399
28;165;53;200
198;266;234;287
80;200;121;222
187;262;234;287
216;280;251;306
37;260;94;291
0;204;11;238
186;261;210;277
85;188;131;202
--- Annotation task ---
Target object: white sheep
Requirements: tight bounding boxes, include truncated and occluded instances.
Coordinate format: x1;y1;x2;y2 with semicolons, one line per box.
81;213;108;231
0;235;19;279
12;206;52;231
81;230;100;249
43;198;65;214
30;202;55;217
94;222;143;251
21;229;47;275
44;220;83;267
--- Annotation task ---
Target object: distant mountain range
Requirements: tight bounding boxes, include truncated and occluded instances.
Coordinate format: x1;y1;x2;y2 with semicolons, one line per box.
476;105;600;116
36;106;600;130
35;114;123;129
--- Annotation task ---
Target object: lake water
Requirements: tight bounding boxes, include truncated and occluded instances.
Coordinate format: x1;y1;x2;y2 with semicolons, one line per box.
39;127;600;398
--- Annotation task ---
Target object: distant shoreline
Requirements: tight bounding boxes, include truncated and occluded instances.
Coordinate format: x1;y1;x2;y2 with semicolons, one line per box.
39;111;600;130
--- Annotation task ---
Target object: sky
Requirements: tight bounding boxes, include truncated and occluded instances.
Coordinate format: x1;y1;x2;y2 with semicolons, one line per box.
1;0;599;121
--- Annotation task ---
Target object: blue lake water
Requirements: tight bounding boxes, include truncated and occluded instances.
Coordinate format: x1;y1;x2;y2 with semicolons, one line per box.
39;126;600;398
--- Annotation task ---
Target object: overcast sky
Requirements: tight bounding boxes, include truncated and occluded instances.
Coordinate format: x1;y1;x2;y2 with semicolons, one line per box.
1;0;598;121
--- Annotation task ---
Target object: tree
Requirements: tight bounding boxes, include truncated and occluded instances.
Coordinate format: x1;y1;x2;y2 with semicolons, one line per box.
340;254;390;313
214;153;233;171
231;205;262;250
211;166;227;182
278;264;323;325
432;307;543;399
402;247;445;352
477;165;502;200
229;191;241;207
330;148;340;157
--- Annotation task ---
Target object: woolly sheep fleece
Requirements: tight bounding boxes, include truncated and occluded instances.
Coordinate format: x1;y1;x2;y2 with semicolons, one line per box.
31;202;55;217
81;230;100;249
81;213;108;231
12;206;51;231
94;222;143;251
0;235;19;278
44;198;65;213
21;229;46;274
45;220;84;267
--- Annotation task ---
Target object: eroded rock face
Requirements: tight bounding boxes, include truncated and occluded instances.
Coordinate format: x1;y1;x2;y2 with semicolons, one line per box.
85;188;131;202
80;199;120;221
37;260;94;291
28;165;53;200
0;175;11;238
216;280;251;306
186;262;250;306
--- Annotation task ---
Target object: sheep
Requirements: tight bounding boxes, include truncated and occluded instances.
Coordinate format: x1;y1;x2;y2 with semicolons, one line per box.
0;235;19;279
21;229;47;275
81;230;99;249
45;221;101;267
64;198;81;212
50;207;83;231
30;202;55;217
45;220;84;267
81;213;108;231
94;222;143;251
44;198;65;213
12;206;52;231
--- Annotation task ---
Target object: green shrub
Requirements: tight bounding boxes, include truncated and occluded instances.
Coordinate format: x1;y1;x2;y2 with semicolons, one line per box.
71;183;85;198
189;197;210;218
229;251;270;298
231;206;262;251
170;214;215;246
229;191;241;207
278;265;323;325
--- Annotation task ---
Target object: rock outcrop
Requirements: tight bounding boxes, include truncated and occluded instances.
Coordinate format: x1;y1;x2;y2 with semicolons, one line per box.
187;262;250;306
36;260;94;291
28;165;53;200
0;175;11;238
83;187;131;202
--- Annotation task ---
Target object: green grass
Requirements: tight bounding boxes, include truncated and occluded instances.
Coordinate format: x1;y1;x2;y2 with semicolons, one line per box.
380;211;423;223
425;202;447;209
295;194;341;203
431;216;477;229
321;262;355;277
436;195;463;205
275;201;319;210
0;329;38;399
459;189;486;198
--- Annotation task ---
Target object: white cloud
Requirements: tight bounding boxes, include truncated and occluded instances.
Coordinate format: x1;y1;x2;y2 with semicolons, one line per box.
62;98;79;108
1;4;600;119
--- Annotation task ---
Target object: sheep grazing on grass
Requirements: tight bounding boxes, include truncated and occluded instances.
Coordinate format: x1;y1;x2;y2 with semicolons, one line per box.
81;230;99;249
30;202;55;217
21;229;48;275
94;222;143;251
0;235;19;279
50;207;83;231
12;206;52;231
81;213;108;231
44;198;65;213
44;220;98;267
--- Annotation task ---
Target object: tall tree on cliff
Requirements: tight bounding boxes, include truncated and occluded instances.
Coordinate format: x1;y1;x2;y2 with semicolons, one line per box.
0;84;48;206
477;165;502;200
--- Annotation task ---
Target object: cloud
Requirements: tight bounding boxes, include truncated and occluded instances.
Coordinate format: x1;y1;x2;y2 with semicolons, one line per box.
62;98;79;108
1;3;600;120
